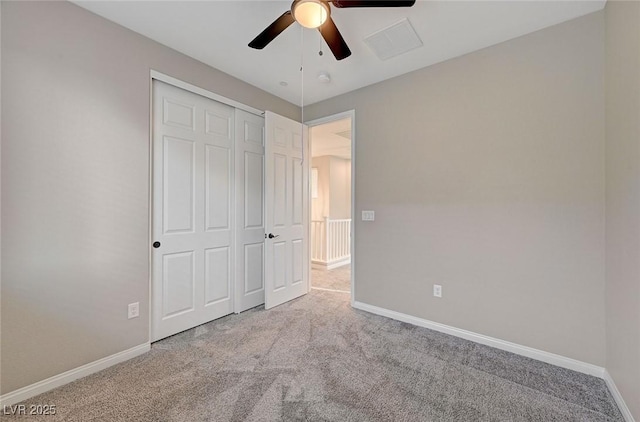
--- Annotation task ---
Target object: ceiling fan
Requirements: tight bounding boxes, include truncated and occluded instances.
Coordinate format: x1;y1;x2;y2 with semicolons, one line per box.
248;0;417;61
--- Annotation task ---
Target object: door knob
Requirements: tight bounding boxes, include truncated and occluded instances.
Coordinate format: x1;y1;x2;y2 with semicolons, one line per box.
268;233;279;239
153;241;161;248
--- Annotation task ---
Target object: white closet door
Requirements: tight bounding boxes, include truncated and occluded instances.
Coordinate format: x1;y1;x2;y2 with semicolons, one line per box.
264;111;310;309
152;80;234;341
234;109;266;313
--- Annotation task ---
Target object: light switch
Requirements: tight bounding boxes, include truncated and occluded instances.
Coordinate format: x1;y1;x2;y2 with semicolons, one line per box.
362;210;375;221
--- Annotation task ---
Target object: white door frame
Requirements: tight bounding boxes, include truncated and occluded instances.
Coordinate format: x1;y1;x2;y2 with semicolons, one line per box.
150;71;263;117
148;70;265;339
305;110;356;307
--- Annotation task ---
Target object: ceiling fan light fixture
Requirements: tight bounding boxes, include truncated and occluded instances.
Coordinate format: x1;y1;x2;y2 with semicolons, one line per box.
292;0;330;29
249;0;415;60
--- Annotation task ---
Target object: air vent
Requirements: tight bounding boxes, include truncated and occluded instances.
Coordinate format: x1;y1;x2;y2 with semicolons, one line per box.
364;18;423;61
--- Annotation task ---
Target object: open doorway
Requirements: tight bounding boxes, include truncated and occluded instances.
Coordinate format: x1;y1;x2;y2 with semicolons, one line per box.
307;112;354;296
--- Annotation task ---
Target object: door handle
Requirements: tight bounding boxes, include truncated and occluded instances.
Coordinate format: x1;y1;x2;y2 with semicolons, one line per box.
153;241;161;248
267;233;279;239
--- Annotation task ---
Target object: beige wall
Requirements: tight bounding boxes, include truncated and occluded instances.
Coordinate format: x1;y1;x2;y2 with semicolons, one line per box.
307;12;606;365
0;1;298;394
312;155;352;221
312;156;331;221
604;1;640;419
330;157;352;220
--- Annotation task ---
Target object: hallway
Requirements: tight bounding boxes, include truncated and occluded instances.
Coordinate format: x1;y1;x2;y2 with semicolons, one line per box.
311;265;351;293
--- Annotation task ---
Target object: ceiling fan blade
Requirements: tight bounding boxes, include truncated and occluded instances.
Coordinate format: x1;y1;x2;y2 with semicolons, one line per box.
331;0;415;7
318;17;352;60
248;11;296;49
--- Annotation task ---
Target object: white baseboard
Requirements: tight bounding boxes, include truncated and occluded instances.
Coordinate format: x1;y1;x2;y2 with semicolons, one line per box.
312;258;350;271
311;286;350;293
352;301;605;378
0;343;150;407
603;370;636;422
326;259;350;270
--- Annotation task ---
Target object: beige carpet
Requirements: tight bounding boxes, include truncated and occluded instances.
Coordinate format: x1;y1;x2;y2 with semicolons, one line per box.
2;289;623;421
311;265;350;292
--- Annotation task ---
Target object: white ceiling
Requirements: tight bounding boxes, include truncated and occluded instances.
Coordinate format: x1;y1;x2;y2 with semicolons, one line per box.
311;117;352;159
74;1;605;106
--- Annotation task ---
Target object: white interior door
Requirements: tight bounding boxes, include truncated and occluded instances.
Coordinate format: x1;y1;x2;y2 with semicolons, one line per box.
264;111;310;309
152;80;235;341
234;109;266;313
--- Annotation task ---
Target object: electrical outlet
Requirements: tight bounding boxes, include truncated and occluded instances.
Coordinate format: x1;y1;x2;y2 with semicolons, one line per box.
433;284;442;298
128;302;140;319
